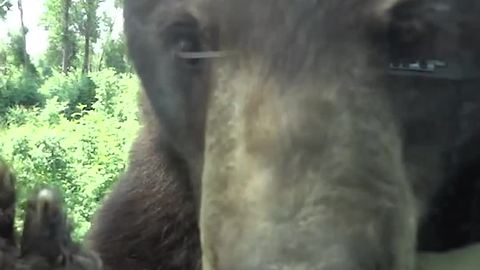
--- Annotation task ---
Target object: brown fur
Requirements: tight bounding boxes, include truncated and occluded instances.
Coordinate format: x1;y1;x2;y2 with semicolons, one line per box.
87;96;201;270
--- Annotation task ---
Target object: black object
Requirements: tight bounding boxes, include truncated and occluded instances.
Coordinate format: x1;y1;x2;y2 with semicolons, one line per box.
388;54;480;80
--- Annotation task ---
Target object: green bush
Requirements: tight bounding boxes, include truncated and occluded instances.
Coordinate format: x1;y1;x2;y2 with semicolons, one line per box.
38;69;97;118
4;106;40;126
0;67;45;117
89;68;140;121
0;72;141;240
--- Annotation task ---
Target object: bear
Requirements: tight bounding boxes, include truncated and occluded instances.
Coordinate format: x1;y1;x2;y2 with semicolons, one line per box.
87;0;480;270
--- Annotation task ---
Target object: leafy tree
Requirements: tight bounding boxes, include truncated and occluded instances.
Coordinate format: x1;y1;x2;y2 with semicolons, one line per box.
96;7;131;73
42;0;106;74
73;0;103;74
3;31;37;74
102;37;130;73
42;0;77;73
61;0;72;73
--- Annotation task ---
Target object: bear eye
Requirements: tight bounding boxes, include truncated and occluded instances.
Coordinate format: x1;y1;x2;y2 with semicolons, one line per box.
174;35;203;66
176;36;199;53
166;18;227;66
165;18;204;67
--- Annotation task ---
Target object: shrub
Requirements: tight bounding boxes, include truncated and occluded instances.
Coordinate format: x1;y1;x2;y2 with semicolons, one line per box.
0;72;141;240
38;69;97;118
0;67;45;116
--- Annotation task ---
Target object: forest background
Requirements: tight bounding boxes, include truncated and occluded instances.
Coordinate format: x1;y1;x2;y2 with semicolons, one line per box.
0;0;140;240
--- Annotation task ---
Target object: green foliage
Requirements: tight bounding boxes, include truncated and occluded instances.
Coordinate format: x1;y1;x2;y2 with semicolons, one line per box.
0;32;44;118
38;69;96;117
89;68;139;120
103;37;129;73
5;31;37;73
0;31;38;76
36;58;54;78
0;67;45;117
0;71;141;240
72;0;102;43
4;106;39;126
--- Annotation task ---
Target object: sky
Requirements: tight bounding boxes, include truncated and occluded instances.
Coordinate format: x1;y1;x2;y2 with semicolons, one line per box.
0;0;123;61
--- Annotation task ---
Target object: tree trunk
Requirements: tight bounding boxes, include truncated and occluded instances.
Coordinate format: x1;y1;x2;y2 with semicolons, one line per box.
82;4;93;74
17;0;27;70
61;0;71;74
82;31;90;74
